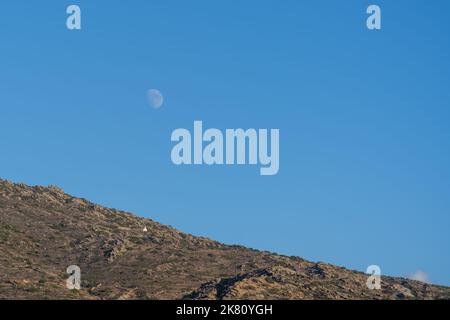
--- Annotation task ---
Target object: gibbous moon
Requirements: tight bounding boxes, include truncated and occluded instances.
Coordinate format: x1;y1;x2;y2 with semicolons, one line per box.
147;89;164;109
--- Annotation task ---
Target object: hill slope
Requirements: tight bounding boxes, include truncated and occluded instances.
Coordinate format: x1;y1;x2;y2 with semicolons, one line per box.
0;178;448;300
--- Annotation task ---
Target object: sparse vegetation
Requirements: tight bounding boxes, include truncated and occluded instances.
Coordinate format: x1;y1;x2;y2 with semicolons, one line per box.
1;178;449;300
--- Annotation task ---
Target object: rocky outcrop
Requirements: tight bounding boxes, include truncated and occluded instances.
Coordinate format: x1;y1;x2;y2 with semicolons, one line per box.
1;178;449;300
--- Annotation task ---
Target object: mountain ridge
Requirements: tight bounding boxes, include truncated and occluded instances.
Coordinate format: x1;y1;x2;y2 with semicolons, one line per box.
0;178;448;300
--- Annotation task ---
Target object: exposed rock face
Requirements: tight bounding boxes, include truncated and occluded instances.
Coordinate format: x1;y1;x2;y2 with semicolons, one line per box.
102;239;128;263
185;264;450;300
0;178;449;300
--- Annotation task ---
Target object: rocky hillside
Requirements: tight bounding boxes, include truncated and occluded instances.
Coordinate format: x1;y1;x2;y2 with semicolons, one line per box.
0;178;449;300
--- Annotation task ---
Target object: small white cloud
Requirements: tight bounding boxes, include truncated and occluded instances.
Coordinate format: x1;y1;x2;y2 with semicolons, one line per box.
408;270;430;283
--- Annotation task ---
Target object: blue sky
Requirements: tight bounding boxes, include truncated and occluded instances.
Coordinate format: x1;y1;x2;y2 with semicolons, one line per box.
1;1;449;285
